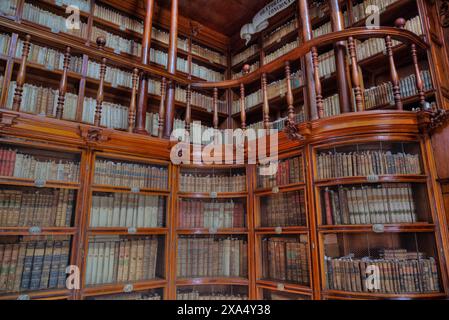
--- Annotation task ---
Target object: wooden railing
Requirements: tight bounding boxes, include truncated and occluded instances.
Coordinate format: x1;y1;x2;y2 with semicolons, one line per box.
0;14;430;139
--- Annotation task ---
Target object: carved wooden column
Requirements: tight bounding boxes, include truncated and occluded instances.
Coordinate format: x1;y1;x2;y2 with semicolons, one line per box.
285;61;296;122
158;77;167;138
128;68;139;132
385;35;403;110
297;0;316;120
347;37;364;112
12;34;31;111
312;47;324;118
213;88;219;129
329;0;351;113
411;44;426;109
135;0;155;134
185;84;192;133
56;46;71;119
262;73;270;129
240;83;246;130
164;0;179;138
94;37;107;127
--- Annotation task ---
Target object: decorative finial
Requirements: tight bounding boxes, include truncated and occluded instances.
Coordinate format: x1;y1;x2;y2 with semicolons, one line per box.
394;18;406;29
242;64;251;75
96;36;106;49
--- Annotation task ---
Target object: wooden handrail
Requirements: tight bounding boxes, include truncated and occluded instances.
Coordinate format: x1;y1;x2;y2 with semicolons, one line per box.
190;27;428;89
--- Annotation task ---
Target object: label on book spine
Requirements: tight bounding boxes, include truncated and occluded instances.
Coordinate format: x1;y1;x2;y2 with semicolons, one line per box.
131;187;140;193
29;226;42;234
123;284;134;293
272;186;279;194
366;175;380;182
372;224;385;233
34;179;46;188
17;295;30;300
210;192;218;198
277;283;285;291
209;227;218;234
275;227;283;234
127;227;137;234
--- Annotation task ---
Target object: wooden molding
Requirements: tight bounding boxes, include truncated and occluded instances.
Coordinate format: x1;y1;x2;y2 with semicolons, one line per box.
78;125;112;146
0;110;19;130
417;109;449;134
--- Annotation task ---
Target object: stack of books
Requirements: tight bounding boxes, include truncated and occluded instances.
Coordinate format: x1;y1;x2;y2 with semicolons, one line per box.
316;149;422;179
85;236;159;286
325;249;440;294
22;3;88;38
261;191;307;227
94;160;168;190
0;147;80;182
0;236;71;293
261;235;309;285
178;199;245;229
0;188;75;227
177;236;248;278
257;156;303;188
322;183;418;225
177;290;248;300
90;194;165;228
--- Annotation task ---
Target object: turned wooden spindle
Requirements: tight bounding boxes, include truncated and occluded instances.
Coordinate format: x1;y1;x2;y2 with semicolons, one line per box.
347;37;364;112
12;34;31;112
56;46;71;119
239;64;250;130
411;44;426;109
94;37;107;126
385;36;403;110
285;61;295;122
213;87;219;130
311;47;324;118
261;73;270;130
128;68;139;132
158;77;167;138
185;84;192;133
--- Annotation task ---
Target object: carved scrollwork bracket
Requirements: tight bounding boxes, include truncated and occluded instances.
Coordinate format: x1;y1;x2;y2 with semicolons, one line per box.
417;108;449;135
79;125;111;146
284;119;305;141
0;111;19;130
439;0;449;28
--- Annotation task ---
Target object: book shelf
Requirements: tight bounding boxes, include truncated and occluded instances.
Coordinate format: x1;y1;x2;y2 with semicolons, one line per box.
311;135;448;299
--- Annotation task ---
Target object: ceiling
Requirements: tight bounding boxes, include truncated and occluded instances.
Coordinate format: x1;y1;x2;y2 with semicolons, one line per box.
158;0;270;37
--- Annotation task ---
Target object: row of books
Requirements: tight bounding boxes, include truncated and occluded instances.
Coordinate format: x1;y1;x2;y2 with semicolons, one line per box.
0;0;17;17
0;189;75;228
312;12;350;38
245;111;306;136
257;155;303;189
90;194;165;228
355;16;423;62
231;70;303;114
264;39;300;65
16;39;84;74
322;94;341;118
0;75;3;99
177;290;248;300
23;3;88;39
261;236;309;285
191;42;227;66
56;0;90;13
145;112;159;137
352;0;398;23
173;119;216;145
323;184;418;226
175;85;227;114
93;4;143;34
264;19;298;48
177;237;248;278
0;33;10;55
85;236;159;286
94;160;169;190
82;97;129;130
325;251;440;294
178;199;245;229
318;50;336;78
261;191;307;227
0;237;70;293
316;149;422;179
0;148;80;182
87;61;133;89
232;44;259;67
179;173;247;193
364;71;433;110
91;26;141;57
89;292;162;300
151;27;188;51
